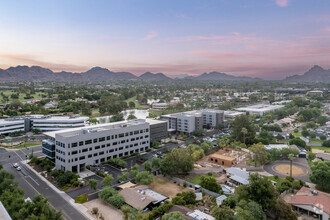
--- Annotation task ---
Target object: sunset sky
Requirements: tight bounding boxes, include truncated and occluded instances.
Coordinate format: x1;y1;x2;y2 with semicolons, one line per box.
0;0;330;79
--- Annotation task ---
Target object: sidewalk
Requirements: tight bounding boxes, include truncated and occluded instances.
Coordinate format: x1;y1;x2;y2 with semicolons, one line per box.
22;160;94;220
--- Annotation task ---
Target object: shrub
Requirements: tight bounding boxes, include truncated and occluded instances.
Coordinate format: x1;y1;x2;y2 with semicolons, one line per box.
92;207;98;215
107;158;127;168
183;182;187;188
107;194;125;208
75;194;87;203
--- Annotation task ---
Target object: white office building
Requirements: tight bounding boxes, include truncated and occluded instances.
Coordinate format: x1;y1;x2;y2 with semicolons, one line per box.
30;115;89;132
236;104;284;116
161;109;224;133
0;119;25;135
43;119;151;172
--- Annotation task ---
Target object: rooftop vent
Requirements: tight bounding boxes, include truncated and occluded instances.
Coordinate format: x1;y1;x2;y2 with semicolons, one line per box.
82;129;97;134
311;190;318;196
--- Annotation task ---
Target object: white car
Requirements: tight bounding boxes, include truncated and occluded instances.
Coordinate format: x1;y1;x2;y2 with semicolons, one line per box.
13;163;19;168
16;166;21;171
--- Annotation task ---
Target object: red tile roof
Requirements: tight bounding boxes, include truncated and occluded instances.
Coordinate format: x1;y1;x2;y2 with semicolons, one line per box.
288;187;330;214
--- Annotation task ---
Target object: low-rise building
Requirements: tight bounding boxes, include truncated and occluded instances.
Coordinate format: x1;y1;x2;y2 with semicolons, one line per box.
151;103;168;110
145;119;168;142
288;187;330;220
236;104;284;116
209;148;247;167
31;115;89;132
119;185;168;210
227;167;249;185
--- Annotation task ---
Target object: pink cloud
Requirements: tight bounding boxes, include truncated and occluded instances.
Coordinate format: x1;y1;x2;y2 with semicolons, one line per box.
143;31;159;40
275;0;289;7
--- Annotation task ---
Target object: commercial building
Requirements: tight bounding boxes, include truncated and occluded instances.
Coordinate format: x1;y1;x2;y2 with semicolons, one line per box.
30;115;89;131
161;109;224;134
223;111;245;120
42;119;168;172
0;115;89;135
146;119;168;142
236;104;284;116
209;148;247;167
151;103;168;110
288;187;330;220
0;118;25;135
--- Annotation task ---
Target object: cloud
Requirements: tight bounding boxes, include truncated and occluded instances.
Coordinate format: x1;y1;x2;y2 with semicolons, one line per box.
275;0;289;7
0;54;88;72
143;31;159;40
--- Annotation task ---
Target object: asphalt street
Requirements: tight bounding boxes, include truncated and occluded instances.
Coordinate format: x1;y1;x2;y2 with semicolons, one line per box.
0;146;88;220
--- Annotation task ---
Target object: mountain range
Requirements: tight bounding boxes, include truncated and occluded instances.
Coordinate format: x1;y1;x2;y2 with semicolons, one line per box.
284;65;330;82
0;65;329;82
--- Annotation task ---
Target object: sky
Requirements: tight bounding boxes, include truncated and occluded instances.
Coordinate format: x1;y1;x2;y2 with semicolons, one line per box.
0;0;330;80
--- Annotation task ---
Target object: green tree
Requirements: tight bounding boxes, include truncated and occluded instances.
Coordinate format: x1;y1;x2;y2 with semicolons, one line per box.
309;161;330;192
162;211;185;220
142;161;152;172
129;101;135;108
160;148;194;176
89;179;98;190
212;205;234;220
289;138;307;149
127;114;137;120
320;135;327;141
107;194;125;208
102;174;114;187
248;143;268;166
200;175;221;193
317;116;327;126
322;140;330;148
136;171;153;185
236;173;277;210
151;157;161;169
241;127;248;145
235;200;266;220
231;114;256;145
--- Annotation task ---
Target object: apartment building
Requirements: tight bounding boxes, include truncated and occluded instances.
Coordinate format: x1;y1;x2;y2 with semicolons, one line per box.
0;119;25;135
42;119;167;172
161;109;224;134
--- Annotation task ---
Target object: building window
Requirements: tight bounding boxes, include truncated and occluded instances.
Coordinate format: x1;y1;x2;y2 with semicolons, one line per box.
99;137;105;142
85;140;92;145
107;136;110;140
93;139;98;143
95;146;100;150
88;154;92;158
79;141;84;146
72;142;78;148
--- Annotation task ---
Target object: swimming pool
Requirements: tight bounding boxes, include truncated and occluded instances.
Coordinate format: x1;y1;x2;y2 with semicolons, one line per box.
221;185;233;194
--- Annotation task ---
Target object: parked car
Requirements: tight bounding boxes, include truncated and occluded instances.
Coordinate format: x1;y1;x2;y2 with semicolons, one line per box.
13;163;19;168
16;166;21;171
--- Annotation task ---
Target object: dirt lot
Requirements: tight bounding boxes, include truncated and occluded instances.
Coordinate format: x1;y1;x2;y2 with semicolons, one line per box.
83;198;123;220
149;176;192;198
274;164;307;176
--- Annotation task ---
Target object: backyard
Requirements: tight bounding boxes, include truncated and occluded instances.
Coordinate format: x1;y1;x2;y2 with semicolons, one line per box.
149;175;191;198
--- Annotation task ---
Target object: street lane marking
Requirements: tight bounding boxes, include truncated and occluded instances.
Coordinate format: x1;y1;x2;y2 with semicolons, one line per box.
14;151;24;161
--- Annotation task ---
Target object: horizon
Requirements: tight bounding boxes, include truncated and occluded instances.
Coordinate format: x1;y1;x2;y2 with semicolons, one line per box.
1;0;330;79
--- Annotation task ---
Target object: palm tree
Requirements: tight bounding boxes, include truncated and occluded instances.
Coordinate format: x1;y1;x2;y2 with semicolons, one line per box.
241;127;248;144
288;153;295;177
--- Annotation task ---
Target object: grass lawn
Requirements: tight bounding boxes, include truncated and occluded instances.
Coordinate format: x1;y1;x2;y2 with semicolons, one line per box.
1;90;48;103
125;96;141;109
311;146;330;153
310;139;323;144
186;175;203;185
91;108;100;117
293;132;302;137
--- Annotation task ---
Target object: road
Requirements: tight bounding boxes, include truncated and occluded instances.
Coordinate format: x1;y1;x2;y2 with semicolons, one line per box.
0;146;88;220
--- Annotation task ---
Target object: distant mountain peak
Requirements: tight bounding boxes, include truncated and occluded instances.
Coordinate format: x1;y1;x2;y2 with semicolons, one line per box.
285;65;330;82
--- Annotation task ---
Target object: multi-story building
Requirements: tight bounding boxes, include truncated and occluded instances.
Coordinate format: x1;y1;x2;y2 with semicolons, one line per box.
42;119;167;172
0;119;25;135
161;109;224;134
0;115;89;135
146;119;168;142
30;115;89;132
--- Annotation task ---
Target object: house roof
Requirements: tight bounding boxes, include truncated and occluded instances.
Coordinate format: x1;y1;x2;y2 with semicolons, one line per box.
288;187;330;214
230;175;249;185
119;185;168;210
209;154;236;162
227;167;249;179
